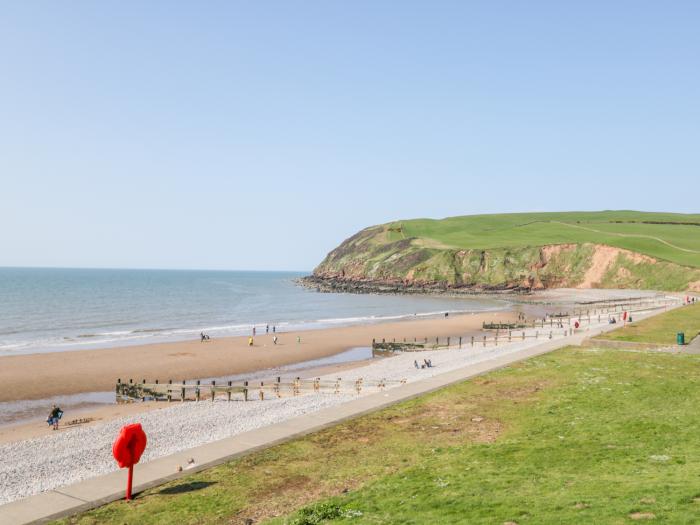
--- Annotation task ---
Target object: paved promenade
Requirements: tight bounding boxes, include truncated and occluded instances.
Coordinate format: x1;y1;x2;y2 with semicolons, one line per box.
0;306;677;524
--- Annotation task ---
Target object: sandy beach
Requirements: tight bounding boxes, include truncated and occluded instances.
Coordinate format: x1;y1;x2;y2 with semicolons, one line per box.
0;310;517;403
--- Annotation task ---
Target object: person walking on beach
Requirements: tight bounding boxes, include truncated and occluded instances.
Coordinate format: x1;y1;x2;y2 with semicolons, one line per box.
273;335;278;345
253;327;256;337
47;404;62;430
248;336;254;347
266;324;269;334
273;326;276;334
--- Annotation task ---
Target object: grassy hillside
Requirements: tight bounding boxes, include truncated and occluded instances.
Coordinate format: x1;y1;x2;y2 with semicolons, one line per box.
311;211;700;292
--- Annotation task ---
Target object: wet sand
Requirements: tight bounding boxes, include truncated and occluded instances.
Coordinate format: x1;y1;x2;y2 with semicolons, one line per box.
0;310;516;404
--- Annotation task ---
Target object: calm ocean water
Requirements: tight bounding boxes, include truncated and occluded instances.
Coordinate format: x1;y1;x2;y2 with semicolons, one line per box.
0;268;508;356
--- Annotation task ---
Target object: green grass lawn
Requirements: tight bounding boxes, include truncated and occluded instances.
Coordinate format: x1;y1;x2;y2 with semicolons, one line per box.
58;343;700;525
385;211;700;268
597;302;700;345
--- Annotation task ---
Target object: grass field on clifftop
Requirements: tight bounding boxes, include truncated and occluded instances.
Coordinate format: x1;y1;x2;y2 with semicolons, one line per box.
386;211;700;268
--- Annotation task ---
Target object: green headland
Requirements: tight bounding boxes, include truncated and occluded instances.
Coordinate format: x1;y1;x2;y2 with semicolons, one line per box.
309;211;700;292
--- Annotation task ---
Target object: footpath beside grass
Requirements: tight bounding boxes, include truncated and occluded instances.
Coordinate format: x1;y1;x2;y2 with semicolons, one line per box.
597;302;700;345
57;333;700;523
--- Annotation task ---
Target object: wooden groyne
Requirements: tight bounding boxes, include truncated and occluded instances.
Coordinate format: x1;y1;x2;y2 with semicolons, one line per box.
372;329;575;352
116;376;406;403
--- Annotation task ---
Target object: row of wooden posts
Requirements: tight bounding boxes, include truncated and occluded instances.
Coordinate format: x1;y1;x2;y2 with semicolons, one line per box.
373;328;574;351
570;297;675;317
116;376;406;403
371;299;673;352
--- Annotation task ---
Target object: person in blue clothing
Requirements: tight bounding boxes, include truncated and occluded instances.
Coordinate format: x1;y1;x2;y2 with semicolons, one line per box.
47;404;62;430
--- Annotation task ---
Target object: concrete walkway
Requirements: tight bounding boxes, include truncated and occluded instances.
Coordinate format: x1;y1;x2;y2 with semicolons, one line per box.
687;333;700;353
0;308;675;524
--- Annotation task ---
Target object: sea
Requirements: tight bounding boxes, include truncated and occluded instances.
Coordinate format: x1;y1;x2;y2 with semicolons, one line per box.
0;267;509;357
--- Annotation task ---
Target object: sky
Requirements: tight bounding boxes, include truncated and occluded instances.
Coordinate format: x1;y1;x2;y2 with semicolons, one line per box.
1;2;699;271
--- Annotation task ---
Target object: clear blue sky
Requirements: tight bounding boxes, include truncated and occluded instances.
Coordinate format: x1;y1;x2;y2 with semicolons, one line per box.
1;2;698;271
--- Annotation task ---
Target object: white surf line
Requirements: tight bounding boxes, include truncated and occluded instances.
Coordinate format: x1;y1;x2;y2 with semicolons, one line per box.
552;221;700;254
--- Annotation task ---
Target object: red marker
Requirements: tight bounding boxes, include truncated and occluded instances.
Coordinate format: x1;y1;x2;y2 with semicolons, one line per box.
112;423;148;500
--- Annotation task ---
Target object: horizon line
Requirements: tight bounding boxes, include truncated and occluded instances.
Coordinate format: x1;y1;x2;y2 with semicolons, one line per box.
0;265;311;273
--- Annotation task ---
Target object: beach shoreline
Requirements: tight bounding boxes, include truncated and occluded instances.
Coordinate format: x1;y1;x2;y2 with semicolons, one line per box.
0;310;518;404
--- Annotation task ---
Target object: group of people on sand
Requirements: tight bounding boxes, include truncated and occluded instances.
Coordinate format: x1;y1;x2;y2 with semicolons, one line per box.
253;325;277;337
248;332;302;347
414;359;433;369
202;324;305;348
248;324;278;344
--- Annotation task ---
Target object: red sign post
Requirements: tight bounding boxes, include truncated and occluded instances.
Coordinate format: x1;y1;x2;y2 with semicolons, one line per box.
112;423;148;500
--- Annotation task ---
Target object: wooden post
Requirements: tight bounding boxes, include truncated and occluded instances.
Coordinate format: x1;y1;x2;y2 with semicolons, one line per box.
259;381;264;401
522;331;525;340
483;336;486;347
459;336;462;348
227;381;232;402
471;336;474;347
447;336;450;347
167;379;172;402
116;378;121;401
508;331;512;342
181;380;186;402
243;381;248;401
196;380;200;402
211;380;216;402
